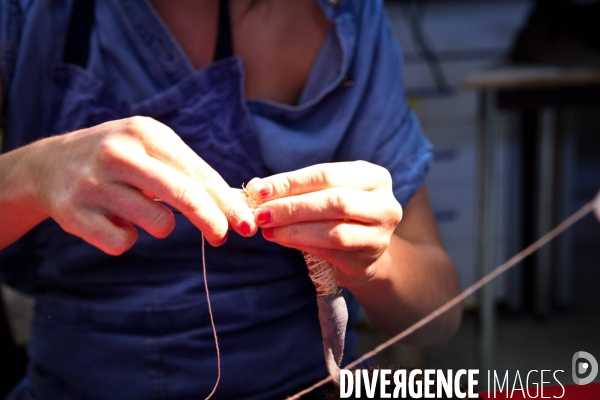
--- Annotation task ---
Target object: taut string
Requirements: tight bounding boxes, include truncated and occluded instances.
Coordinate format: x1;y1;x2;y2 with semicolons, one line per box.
285;194;599;399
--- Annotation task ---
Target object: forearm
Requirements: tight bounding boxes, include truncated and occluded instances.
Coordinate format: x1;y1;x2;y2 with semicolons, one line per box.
345;233;462;346
0;143;49;249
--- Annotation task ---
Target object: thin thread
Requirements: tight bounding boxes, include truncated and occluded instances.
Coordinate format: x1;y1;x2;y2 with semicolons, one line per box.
303;252;339;296
286;199;596;400
242;187;338;296
202;233;221;400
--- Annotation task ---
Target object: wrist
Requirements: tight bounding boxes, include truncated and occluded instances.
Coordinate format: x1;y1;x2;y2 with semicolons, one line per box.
7;141;50;222
336;248;392;290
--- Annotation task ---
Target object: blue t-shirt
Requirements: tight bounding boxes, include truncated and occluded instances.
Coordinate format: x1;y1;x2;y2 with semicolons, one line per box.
0;0;433;398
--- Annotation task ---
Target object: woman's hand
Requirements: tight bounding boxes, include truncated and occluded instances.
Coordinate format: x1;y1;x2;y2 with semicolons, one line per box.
0;116;257;253
247;165;462;344
244;161;402;287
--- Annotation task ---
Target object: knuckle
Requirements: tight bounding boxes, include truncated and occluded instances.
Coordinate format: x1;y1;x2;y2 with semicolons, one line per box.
96;136;130;168
77;175;102;199
222;202;242;224
188;162;210;186
281;199;300;219
329;192;350;215
286;224;300;243
393;201;403;225
385;198;403;228
318;167;335;187
148;208;175;238
171;184;230;241
106;232;136;256
125;116;175;141
171;184;206;220
125;116;153;135
172;182;196;206
51;191;80;224
356;160;392;188
96;136;114;158
274;176;292;197
353;160;370;169
353;160;373;176
374;164;393;186
328;225;349;248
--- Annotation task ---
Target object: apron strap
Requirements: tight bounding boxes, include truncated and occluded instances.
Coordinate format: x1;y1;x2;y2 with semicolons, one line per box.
213;0;233;61
63;0;96;67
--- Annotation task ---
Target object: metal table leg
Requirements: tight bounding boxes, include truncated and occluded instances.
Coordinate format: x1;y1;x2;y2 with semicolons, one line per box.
556;110;576;309
535;109;557;318
478;90;496;372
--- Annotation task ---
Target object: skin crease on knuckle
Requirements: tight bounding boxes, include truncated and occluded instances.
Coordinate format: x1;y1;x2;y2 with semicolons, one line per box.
105;229;138;256
328;224;351;250
317;165;336;189
96;134;132;167
150;209;176;238
329;191;350;217
284;197;304;220
131;201;175;238
124;116;181;154
276;175;293;197
170;183;215;223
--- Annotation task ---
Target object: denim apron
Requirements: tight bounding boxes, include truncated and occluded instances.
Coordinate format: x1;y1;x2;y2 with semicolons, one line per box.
7;5;337;400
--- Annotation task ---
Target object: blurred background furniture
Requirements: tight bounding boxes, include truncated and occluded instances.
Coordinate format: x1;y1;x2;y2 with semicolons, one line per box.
379;1;600;384
465;65;600;371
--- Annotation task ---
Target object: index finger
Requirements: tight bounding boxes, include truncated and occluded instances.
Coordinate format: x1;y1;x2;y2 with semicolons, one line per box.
244;161;392;202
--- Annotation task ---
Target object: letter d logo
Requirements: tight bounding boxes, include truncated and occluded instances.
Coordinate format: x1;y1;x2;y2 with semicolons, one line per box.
572;351;598;385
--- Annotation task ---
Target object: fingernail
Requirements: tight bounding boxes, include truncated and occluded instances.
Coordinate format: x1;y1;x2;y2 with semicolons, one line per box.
239;220;253;235
217;232;229;246
256;183;272;198
262;228;274;239
256;209;272;225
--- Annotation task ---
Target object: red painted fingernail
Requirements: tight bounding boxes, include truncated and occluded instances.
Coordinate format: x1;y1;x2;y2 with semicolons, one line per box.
217;232;229;246
262;228;274;239
239;220;252;235
258;184;272;198
257;209;272;224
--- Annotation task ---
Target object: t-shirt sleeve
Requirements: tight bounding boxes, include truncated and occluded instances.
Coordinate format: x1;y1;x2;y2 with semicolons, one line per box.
333;0;433;207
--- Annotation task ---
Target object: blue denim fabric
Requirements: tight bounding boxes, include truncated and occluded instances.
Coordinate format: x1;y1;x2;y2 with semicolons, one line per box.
0;0;433;399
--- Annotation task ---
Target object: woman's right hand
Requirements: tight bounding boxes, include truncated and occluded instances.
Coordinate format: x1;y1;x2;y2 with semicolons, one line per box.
0;116;256;254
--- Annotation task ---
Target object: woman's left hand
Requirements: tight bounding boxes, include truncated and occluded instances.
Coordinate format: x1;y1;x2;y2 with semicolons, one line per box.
245;161;402;287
